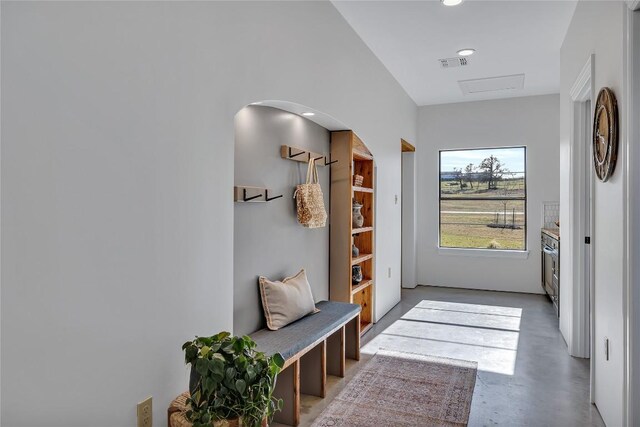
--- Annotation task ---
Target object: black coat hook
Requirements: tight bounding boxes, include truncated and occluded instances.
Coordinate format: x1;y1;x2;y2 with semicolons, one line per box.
324;155;338;166
243;188;262;202
288;147;305;158
265;189;283;202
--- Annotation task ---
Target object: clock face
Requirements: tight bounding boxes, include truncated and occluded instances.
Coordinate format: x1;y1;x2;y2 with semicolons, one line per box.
592;88;618;182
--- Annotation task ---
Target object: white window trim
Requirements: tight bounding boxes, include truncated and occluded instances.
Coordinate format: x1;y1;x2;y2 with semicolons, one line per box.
438;247;529;259
438;146;528;257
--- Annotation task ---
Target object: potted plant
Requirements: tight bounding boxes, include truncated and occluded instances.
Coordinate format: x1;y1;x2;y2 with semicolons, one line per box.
182;332;285;427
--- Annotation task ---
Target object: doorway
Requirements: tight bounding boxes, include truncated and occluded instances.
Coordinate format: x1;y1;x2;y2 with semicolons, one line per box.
578;97;593;363
584;98;592;360
401;139;417;289
569;54;594;394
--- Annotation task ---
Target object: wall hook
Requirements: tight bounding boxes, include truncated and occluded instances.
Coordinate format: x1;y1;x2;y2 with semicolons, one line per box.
288;147;305;158
243;188;262;202
281;145;332;167
324;155;338;166
265;189;283;202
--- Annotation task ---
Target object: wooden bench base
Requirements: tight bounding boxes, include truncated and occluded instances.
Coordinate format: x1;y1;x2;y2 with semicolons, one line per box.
272;314;360;426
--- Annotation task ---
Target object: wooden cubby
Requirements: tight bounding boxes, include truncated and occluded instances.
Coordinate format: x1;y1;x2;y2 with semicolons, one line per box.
329;131;375;336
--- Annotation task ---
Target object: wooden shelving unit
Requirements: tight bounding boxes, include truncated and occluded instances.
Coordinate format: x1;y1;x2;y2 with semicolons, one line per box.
351;253;373;265
351;226;373;235
329;130;375;336
351;279;373;295
352;186;374;193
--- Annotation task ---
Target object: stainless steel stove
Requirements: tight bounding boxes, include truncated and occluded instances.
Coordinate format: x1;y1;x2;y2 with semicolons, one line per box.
541;230;560;316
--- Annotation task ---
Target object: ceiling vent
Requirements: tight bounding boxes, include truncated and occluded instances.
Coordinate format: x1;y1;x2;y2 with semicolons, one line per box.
439;57;469;68
459;73;525;95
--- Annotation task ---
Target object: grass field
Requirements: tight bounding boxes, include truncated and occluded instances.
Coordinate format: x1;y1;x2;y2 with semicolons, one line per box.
440;224;525;250
440;178;526;250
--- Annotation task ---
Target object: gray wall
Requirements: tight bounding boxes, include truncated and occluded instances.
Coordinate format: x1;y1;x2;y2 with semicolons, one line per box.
417;94;560;294
234;106;330;336
1;2;417;425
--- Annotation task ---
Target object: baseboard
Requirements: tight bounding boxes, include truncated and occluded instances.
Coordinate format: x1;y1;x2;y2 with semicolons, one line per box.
413;283;546;295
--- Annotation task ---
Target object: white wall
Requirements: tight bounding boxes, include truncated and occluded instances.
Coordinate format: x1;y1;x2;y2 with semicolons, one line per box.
416;95;560;294
0;2;416;426
559;2;627;425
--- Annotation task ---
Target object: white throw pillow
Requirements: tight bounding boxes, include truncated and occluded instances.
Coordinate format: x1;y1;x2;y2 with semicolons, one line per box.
259;269;318;330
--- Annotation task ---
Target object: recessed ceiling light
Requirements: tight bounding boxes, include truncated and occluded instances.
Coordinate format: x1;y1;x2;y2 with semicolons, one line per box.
441;0;463;6
457;48;476;57
250;101;263;105
301;112;315;116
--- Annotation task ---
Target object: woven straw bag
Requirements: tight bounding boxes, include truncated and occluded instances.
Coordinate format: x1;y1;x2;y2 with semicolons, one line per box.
294;158;327;228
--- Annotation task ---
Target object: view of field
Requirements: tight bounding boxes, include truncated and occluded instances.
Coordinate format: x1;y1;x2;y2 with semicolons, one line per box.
440;147;526;250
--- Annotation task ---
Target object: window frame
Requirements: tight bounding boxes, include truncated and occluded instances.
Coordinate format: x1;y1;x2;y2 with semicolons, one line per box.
438;146;528;252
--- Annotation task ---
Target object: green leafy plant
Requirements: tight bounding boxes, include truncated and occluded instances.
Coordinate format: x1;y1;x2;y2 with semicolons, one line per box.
182;332;285;427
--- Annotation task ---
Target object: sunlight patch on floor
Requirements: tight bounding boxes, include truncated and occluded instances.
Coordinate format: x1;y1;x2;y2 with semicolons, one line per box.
361;300;522;375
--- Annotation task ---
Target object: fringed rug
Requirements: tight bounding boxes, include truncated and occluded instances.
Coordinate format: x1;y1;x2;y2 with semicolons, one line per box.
311;350;477;427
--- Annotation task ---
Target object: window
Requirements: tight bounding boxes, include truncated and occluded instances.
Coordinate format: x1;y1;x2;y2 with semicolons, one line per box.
439;147;526;251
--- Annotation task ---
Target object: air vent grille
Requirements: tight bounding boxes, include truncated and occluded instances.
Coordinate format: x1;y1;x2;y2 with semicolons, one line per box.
439;57;469;68
458;73;525;95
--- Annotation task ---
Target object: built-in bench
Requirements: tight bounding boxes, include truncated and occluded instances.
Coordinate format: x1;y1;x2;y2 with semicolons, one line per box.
167;301;361;427
249;300;361;426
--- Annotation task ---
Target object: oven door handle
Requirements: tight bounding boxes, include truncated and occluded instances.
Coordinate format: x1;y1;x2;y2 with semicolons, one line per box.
543;245;558;257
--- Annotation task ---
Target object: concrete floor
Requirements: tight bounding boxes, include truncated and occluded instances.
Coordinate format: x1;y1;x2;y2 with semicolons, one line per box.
288;286;605;427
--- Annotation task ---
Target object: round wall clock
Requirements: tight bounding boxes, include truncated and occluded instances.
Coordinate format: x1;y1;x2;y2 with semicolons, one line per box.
592;87;618;182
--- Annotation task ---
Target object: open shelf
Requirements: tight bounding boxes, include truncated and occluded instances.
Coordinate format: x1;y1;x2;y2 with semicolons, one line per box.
351;279;373;295
353;149;374;161
352;186;373;193
352;226;373;235
351;253;373;265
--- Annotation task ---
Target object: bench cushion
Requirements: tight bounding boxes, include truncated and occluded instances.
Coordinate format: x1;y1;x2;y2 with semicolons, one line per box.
250;300;360;360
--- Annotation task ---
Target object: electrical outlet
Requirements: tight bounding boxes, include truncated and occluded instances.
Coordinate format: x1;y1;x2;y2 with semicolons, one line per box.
137;396;152;427
395;194;398;205
388;267;392;278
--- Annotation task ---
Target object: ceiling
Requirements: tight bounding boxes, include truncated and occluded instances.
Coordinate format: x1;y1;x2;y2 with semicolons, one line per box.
332;0;577;106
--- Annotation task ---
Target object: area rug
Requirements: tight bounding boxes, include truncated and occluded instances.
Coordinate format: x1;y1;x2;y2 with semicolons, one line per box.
311;350;477;427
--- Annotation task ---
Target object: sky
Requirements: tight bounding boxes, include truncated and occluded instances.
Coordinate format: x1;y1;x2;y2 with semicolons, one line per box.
440;147;526;173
